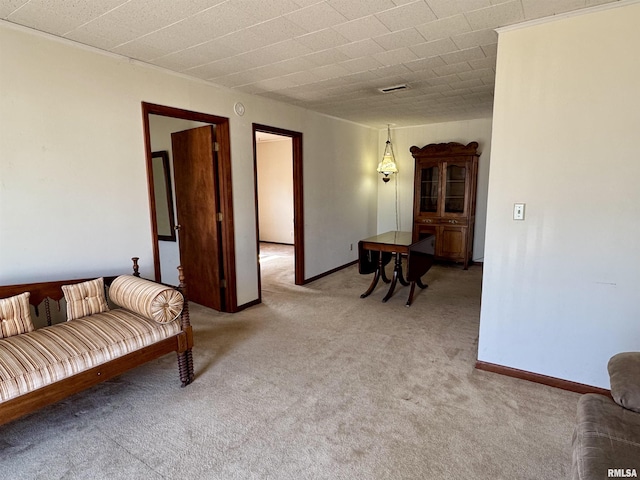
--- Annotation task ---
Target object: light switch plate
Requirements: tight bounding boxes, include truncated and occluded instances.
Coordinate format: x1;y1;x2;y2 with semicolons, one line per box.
513;203;525;220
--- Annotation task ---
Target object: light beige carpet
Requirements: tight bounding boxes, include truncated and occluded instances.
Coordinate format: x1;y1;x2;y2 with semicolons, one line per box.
0;245;579;479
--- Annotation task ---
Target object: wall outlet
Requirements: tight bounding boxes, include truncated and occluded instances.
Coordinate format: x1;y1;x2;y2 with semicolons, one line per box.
513;203;525;220
350;243;353;251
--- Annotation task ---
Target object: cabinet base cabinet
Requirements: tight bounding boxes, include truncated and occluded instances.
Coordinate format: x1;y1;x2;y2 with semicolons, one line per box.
411;142;480;270
414;224;471;269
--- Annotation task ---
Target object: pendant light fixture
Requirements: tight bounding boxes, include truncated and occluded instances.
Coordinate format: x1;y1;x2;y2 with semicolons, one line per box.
377;124;398;183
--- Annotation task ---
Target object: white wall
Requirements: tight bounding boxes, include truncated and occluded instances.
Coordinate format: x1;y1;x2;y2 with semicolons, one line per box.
257;138;294;244
478;2;640;389
377;119;492;262
0;22;378;306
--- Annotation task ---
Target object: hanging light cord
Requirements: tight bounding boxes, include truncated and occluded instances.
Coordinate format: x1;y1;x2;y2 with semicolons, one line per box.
386;124;400;231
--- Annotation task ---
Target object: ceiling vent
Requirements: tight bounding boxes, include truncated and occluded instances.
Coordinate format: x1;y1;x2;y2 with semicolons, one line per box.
378;84;409;94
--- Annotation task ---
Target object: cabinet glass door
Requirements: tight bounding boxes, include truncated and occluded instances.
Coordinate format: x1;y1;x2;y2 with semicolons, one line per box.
419;165;439;213
444;164;466;214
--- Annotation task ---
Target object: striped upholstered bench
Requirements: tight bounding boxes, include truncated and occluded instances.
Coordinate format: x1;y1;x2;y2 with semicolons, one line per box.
0;259;194;426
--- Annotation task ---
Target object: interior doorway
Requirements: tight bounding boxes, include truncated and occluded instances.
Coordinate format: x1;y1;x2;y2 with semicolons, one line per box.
252;124;304;298
142;102;238;313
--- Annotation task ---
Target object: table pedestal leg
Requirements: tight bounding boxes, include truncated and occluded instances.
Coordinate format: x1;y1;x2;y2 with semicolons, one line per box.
360;252;385;298
405;277;428;307
383;253;404;302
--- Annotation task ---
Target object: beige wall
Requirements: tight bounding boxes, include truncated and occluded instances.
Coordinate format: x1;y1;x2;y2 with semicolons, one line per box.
478;2;640;388
257;139;294;244
0;22;378;306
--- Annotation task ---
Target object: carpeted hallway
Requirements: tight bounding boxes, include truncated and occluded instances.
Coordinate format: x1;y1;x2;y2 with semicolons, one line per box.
1;245;579;479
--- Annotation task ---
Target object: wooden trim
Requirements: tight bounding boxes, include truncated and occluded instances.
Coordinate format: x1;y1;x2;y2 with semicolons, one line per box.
304;260;358;284
0;335;186;426
215;120;238;312
252;124;305;288
142;102;237;313
235;298;261;312
475;360;612;397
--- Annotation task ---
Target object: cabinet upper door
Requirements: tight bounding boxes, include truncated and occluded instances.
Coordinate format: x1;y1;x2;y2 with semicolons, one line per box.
416;162;439;215
443;159;470;216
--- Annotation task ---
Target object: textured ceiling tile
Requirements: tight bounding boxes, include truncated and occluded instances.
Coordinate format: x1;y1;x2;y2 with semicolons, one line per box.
336;39;386;59
303;48;351;67
112;37;175;62
404;55;447;72
373;46;419;66
237;40;313;66
328;0;397;20
230;0;301;23
480;43;497;57
468;56;496;69
309;63;351;81
432;61;472;76
338;56;385;74
152;40;241;71
0;0;30;18
246;17;309;45
464;1;525;30
439;46;485;64
296;28;351;51
5;0;126;35
375;1;437;31
521;0;586;19
333;15;392;42
273;56;319;75
284;2;348;32
415;14;471;42
457;67;495;80
451;28;497;49
426;0;491;19
410;37;458;59
373;27;426;51
186;55;253;79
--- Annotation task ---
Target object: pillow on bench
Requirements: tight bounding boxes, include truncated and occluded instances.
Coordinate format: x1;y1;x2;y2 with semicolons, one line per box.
0;292;34;338
109;275;183;324
61;277;109;321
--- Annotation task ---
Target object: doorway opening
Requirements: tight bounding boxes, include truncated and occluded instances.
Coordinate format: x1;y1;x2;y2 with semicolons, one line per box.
252;124;304;300
142;102;238;313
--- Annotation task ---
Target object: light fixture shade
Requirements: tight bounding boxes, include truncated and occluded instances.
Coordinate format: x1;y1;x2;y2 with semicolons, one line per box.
377;152;398;175
377;125;398;182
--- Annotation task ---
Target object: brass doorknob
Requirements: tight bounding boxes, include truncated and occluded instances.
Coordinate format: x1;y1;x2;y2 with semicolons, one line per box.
174;225;182;231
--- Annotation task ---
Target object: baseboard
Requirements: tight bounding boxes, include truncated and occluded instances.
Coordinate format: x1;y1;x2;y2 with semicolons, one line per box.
235;298;261;312
304;260;358;284
475;360;611;397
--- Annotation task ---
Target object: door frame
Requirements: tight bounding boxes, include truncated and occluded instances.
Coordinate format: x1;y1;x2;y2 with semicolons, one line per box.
142;102;238;312
252;124;304;290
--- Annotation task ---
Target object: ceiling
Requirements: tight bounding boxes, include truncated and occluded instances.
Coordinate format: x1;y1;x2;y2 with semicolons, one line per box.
1;0;621;128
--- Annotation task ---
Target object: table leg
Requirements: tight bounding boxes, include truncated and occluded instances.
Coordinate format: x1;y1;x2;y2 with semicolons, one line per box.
382;253;403;302
397;254;409;287
360;251;385;298
406;279;428;307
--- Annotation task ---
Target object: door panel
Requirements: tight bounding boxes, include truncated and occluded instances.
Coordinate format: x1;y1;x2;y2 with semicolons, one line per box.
439;226;466;260
171;125;222;310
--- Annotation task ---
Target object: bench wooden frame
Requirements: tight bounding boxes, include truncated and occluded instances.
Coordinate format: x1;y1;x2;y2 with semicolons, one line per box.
0;258;194;426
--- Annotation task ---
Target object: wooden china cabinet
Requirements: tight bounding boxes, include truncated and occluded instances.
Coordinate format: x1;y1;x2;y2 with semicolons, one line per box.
410;142;479;269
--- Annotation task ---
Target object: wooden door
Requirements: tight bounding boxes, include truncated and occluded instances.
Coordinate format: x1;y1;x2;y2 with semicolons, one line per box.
171;125;222;310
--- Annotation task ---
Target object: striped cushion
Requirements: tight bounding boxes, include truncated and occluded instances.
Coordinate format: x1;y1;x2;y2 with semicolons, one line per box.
109;275;183;324
0;309;181;403
61;278;109;321
0;292;35;338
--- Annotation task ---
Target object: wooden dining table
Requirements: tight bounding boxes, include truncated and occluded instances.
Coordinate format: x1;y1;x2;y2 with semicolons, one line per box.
358;231;435;307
